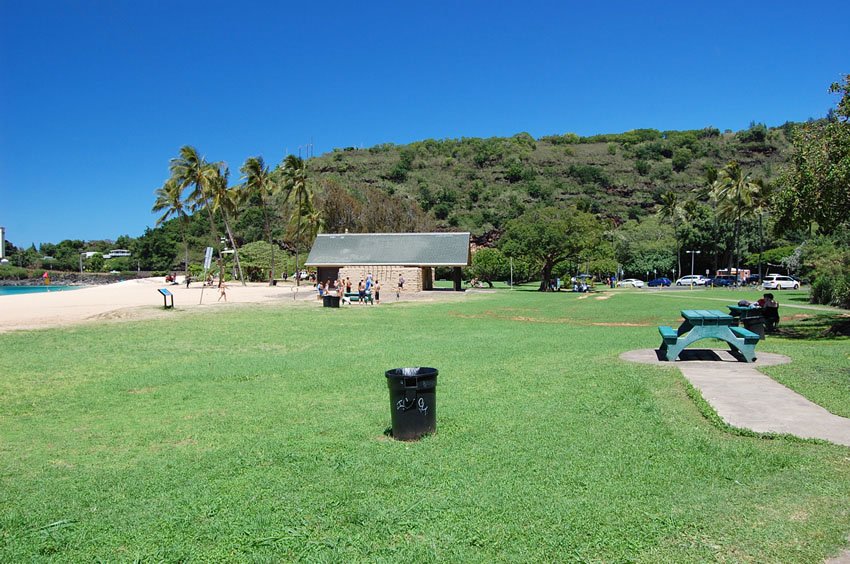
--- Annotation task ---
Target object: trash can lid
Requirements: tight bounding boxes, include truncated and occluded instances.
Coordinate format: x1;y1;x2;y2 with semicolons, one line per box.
385;367;438;379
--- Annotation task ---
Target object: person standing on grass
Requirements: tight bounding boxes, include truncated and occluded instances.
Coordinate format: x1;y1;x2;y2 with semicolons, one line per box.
358;278;366;304
397;273;404;299
374;279;381;304
345;277;352;295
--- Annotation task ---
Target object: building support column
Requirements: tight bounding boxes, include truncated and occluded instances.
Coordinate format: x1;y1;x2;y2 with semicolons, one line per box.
453;267;463;291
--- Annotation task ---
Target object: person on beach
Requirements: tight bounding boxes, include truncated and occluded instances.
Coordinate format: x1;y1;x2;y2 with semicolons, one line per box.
218;280;228;302
374;279;381;304
185;275;191;289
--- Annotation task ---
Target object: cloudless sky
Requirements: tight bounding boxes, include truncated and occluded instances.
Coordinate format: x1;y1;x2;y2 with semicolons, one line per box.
1;0;848;247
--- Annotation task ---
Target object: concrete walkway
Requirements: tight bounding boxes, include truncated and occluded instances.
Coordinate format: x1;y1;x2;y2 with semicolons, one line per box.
620;348;850;447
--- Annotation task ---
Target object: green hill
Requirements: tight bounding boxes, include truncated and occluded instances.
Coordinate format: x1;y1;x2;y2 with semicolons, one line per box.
307;123;794;234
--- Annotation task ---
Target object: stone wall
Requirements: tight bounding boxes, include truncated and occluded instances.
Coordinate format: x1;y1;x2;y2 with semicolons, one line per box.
336;266;432;292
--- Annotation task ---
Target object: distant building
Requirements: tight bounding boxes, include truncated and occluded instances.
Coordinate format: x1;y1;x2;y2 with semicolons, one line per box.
305;232;471;291
103;249;132;259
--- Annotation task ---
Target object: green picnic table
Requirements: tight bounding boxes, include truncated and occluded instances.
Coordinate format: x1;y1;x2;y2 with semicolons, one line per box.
657;309;759;362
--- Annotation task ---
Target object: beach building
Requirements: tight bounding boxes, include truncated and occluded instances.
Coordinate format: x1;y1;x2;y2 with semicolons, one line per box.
305;232;471;291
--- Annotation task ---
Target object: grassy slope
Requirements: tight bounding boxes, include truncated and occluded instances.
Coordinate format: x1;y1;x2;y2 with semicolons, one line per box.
1;288;848;561
309;129;793;233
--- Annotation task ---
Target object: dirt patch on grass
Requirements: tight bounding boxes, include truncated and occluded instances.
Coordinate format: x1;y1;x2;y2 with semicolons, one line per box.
449;311;572;324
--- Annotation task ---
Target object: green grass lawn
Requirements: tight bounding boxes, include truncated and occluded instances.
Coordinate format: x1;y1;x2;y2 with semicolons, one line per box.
1;288;849;561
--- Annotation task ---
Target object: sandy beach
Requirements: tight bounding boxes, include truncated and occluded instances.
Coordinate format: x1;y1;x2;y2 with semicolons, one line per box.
0;278;316;333
0;277;471;333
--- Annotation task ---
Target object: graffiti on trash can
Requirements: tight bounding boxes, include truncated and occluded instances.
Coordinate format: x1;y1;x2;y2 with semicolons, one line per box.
396;397;428;414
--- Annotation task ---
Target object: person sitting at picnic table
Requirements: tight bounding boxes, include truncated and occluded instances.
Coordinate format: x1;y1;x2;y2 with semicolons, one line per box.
758;293;780;332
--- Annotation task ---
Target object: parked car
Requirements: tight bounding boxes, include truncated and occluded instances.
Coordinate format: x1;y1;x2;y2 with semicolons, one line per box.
617;278;645;288
675;275;707;286
745;274;761;285
706;275;737;287
763;274;800;290
647;277;672;287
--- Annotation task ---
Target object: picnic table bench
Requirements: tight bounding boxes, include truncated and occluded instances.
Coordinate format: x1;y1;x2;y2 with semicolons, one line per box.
658;309;759;362
345;291;373;304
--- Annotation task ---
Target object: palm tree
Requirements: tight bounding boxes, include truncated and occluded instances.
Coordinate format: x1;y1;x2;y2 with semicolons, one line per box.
169;146;219;246
240;156;280;284
152;177;190;274
714;161;761;277
279;155;314;286
209;165;246;286
749;179;772;281
658;191;683;278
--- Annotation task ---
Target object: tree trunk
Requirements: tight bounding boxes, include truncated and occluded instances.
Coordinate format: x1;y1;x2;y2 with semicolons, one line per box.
538;261;553;291
758;213;764;281
261;200;275;285
223;216;246;286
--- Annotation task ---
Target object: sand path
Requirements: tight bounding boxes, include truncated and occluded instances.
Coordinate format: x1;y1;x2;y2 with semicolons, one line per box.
0;278;315;333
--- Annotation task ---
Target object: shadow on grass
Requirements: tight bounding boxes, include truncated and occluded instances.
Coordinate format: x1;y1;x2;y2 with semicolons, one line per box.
774;313;850;340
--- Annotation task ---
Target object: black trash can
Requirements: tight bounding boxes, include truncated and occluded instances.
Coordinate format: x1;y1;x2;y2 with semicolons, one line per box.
323;295;340;308
741;310;766;340
385;367;438;441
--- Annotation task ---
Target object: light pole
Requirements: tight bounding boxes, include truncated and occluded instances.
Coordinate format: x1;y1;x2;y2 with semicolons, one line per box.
686;250;701;277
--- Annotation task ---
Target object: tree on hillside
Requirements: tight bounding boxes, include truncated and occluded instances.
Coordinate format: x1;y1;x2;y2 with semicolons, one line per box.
317;179;361;233
152;177;190;274
500;206;602;291
775;75;850;236
241;156;280;283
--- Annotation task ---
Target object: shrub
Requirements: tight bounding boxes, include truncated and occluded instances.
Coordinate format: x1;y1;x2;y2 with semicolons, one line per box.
0;265;29;280
811;273;850;308
567;164;610;187
672;148;694;172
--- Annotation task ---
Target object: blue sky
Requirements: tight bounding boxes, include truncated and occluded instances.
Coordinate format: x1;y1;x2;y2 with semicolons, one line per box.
1;0;848;247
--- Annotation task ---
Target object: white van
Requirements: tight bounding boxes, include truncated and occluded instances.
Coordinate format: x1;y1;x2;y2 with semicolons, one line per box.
675;275;707;286
763;275;799;290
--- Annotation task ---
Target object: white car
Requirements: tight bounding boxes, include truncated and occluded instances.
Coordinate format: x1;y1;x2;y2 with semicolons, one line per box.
675;275;707;286
763;275;799;290
617;278;645;288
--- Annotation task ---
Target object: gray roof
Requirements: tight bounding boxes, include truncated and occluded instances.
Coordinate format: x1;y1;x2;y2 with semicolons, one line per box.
306;232;470;267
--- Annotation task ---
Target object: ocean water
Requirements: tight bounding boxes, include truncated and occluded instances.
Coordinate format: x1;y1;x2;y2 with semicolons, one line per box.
0;285;81;296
